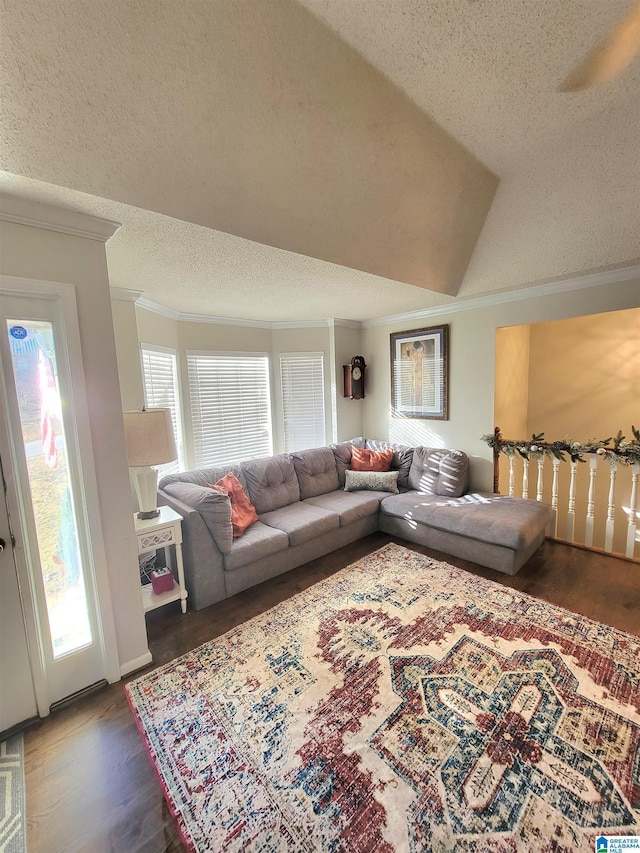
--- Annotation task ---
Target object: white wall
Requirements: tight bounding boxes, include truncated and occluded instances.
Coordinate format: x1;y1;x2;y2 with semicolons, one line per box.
0;218;150;675
330;323;364;442
111;297;145;410
115;308;366;461
362;276;640;491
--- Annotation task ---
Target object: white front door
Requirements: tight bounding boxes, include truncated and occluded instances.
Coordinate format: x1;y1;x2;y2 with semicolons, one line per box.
0;447;37;733
0;284;119;718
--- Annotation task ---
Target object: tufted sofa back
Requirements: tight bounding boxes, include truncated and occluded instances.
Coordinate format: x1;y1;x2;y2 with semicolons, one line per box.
242;453;300;514
407;448;469;497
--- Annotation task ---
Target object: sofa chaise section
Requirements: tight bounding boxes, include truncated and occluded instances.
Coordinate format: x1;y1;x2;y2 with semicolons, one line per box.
379;492;554;576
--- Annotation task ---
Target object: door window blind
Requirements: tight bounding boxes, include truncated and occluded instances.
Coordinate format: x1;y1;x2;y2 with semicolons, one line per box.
187;352;273;468
141;345;184;475
280;352;326;452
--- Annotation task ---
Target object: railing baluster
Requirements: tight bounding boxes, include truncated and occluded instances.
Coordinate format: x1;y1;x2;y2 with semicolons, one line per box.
625;462;639;559
604;458;618;553
536;456;544;502
567;460;578;542
584;455;597;548
522;458;529;500
550;458;560;537
487;428;639;562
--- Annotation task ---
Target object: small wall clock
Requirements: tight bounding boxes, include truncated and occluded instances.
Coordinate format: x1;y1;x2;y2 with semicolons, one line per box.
343;356;366;399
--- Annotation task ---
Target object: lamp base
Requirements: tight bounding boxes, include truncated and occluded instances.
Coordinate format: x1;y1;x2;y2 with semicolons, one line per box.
131;465;160;519
136;508;161;520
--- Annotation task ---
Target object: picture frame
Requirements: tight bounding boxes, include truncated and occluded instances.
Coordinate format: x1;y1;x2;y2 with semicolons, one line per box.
390;324;449;420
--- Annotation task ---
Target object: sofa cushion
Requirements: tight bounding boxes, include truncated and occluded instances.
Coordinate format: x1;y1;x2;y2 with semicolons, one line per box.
162;481;233;554
330;437;365;486
365;440;414;489
223;521;289;572
380;492;553;551
291;447;340;499
159;464;249;493
259;502;339;546
407;448;469;497
242;454;300;514
304;491;385;526
208;472;259;538
344;470;399;493
351;447;394;471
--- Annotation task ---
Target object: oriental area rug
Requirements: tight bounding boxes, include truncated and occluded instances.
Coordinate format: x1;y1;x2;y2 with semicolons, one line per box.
126;543;640;852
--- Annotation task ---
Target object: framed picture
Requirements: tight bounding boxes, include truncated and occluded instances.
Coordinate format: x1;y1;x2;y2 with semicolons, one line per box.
390;325;449;420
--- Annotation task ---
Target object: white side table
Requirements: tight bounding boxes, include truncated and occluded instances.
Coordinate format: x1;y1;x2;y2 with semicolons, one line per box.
134;506;188;614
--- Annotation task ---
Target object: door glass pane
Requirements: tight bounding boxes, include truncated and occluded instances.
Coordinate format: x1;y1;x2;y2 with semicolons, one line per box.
6;319;92;658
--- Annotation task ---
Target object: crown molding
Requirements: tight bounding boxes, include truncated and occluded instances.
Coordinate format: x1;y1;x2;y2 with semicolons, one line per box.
133;295;362;330
361;264;640;328
120;263;640;330
0;193;121;241
110;286;144;302
330;318;363;329
135;295;273;328
272;319;332;329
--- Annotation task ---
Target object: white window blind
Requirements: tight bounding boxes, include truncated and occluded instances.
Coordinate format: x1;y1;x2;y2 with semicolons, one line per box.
141;345;184;475
280;352;326;452
187;352;273;468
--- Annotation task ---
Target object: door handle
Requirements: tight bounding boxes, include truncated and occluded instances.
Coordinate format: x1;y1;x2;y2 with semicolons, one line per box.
0;538;5;552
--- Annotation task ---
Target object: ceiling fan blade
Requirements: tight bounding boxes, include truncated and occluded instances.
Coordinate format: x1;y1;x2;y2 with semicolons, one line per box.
560;0;640;91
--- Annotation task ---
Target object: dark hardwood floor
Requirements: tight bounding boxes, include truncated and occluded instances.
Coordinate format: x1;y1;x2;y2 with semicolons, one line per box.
23;535;640;852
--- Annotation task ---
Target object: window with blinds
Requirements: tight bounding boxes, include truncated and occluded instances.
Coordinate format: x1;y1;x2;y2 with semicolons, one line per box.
280;352;326;452
141;345;184;475
186;352;273;468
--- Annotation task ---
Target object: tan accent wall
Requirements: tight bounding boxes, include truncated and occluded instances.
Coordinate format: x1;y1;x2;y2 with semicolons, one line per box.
494;325;530;439
524;309;640;551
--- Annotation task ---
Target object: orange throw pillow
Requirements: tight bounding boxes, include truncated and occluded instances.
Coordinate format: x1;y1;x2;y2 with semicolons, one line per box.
208;473;258;538
350;447;394;472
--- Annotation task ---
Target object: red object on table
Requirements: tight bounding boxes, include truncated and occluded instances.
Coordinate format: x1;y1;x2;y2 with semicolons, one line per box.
150;567;174;594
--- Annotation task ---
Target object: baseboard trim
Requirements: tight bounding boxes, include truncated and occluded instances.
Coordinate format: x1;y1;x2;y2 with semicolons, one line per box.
120;651;153;678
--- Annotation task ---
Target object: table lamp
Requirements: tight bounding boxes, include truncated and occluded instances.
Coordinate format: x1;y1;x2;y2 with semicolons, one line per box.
123;408;177;519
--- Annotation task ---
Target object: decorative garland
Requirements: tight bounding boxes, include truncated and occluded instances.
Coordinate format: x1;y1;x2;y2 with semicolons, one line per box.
482;426;640;466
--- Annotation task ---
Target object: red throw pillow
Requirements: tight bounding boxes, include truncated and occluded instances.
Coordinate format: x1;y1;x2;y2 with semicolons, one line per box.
350;447;394;472
208;473;258;538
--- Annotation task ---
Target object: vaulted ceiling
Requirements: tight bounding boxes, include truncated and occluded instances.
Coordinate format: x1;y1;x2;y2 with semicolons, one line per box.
1;0;639;322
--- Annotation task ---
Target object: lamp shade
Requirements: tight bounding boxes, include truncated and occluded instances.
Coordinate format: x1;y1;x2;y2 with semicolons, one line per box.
123;408;177;468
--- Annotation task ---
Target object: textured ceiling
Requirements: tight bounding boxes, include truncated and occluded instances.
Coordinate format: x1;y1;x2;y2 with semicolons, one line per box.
1;0;639;323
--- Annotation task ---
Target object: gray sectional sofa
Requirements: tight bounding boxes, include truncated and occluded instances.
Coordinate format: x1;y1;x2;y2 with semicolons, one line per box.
158;439;553;611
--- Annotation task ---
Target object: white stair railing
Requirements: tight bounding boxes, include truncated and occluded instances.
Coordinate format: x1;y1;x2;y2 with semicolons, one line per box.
487;428;640;562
